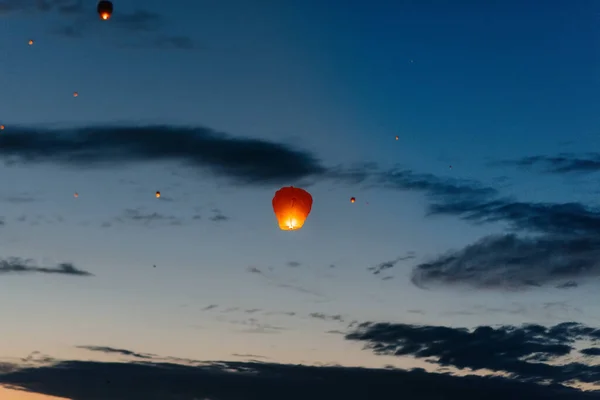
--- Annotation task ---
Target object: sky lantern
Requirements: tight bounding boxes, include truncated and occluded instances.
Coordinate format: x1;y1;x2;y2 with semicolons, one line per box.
97;0;113;20
0;125;4;130
272;186;313;231
395;136;399;140
74;192;79;198
155;191;161;198
28;39;34;45
73;92;78;97
350;197;356;203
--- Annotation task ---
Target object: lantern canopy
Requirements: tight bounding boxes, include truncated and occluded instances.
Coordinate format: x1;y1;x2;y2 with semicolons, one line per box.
97;0;113;20
272;186;313;231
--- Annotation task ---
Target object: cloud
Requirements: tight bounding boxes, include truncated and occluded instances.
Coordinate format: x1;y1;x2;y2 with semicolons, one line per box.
231;353;270;360
411;234;600;290
209;208;229;222
0;0;200;50
0;257;92;276
0;0;82;15
287;261;301;268
77;345;155;360
0;356;595;399
0;125;327;185
359;166;600;290
201;304;218;311
114;208;182;226
346;321;600;386
368;253;415;275
226;317;286;334
495;154;600;174
308;312;344;323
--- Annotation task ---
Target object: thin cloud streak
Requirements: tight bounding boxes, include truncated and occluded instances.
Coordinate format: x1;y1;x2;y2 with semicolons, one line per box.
0;258;92;276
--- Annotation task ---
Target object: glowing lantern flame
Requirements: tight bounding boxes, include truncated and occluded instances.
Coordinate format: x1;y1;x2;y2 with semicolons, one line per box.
156;191;161;198
101;12;110;20
74;192;79;198
350;197;356;203
73;92;78;97
0;125;4;130
395;136;399;140
28;40;33;45
272;186;313;231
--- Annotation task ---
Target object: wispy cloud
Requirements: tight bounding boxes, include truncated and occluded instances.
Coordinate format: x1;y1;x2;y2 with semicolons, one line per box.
309;312;345;323
494;153;600;175
0;257;92;276
346;321;600;386
77;345;155;360
0;1;200;50
368;253;416;275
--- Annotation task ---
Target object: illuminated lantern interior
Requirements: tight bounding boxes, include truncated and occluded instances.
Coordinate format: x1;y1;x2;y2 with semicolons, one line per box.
272;186;313;231
156;191;161;198
350;197;356;203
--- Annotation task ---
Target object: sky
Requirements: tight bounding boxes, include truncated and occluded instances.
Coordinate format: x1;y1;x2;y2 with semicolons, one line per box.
0;0;599;398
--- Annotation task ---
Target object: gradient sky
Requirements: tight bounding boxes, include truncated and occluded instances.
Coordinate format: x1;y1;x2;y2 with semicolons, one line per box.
0;1;599;399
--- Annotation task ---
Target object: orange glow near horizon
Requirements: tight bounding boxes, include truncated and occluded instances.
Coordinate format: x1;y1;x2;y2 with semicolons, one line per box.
0;386;69;400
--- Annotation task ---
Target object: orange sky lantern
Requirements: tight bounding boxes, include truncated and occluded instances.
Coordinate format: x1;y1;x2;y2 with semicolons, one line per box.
156;191;161;198
97;1;113;20
73;92;78;97
272;186;313;231
74;192;79;198
0;125;4;130
395;136;399;140
350;197;356;203
28;39;34;45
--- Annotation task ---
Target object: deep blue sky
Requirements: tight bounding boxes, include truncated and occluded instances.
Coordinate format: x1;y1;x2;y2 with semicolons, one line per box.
0;1;599;399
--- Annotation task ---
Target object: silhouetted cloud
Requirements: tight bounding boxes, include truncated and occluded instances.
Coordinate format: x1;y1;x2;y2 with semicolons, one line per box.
287;261;301;268
201;304;218;311
0;0;82;14
231;353;270;360
210;208;229;222
361;166;600;290
368;253;416;275
346;321;600;386
114;208;182;226
309;312;344;323
0;357;595;399
0;0;200;50
77;346;155;360
495;153;600;174
0;125;326;185
0;257;92;276
411;234;600;290
378;169;498;201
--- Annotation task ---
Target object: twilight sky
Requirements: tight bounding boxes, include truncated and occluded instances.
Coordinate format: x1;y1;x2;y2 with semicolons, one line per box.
0;0;599;399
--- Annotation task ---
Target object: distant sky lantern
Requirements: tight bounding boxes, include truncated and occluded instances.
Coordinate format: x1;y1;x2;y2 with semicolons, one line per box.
73;92;78;97
28;39;33;45
97;0;113;20
0;125;4;130
350;197;356;203
155;191;161;198
395;136;399;140
74;192;79;198
272;186;313;231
